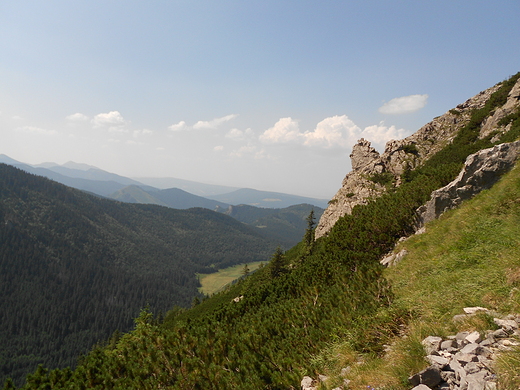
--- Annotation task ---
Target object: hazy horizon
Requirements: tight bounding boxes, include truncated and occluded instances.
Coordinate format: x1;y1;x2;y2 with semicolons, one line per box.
1;1;519;198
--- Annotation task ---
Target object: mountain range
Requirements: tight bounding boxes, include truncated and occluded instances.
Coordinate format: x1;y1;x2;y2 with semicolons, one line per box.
2;72;520;389
0;155;329;209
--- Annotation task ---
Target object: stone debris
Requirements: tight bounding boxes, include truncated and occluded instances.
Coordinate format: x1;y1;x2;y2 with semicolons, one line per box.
301;309;519;390
406;311;520;390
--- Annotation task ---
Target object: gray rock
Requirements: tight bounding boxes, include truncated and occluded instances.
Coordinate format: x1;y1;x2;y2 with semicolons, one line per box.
441;339;456;350
380;248;408;266
454;352;479;364
438;383;451;390
412;385;432;390
491;328;509;338
441;370;457;384
494;318;518;332
460;343;481;355
417;141;520;227
427;355;450;369
301;376;317;390
422;336;443;354
479;338;494;348
464;362;481;374
463;307;489;315
465;331;482;344
409;366;442;388
465;371;488;390
350;138;380;171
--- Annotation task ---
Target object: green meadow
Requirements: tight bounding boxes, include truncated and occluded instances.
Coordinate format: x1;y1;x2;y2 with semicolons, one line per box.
198;261;265;295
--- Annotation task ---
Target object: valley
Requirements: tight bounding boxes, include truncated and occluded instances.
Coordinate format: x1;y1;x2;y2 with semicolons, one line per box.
1;72;519;389
197;261;265;295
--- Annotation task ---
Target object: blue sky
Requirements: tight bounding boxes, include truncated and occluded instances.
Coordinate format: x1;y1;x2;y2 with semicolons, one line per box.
1;1;519;198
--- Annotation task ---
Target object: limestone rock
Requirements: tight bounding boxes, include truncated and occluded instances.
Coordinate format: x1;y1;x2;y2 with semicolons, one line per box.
350;138;380;171
380;248;408;266
417;141;520;227
315;81;505;239
406;309;520;390
480;77;520;139
301;376;317;390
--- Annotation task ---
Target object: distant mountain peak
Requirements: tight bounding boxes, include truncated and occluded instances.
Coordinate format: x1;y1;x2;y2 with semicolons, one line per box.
62;161;100;171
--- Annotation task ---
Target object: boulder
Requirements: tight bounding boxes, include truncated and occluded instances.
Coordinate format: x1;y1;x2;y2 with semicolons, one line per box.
409;366;442;388
417;141;520;227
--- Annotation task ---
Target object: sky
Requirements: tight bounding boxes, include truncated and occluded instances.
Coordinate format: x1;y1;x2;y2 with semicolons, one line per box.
1;1;519;199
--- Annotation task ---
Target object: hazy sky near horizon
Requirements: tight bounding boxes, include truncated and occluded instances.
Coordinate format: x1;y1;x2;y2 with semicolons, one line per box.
1;1;519;198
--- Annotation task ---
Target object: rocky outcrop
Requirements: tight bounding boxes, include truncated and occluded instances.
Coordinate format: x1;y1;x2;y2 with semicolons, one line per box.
316;77;520;239
480;78;520;140
417;141;520;227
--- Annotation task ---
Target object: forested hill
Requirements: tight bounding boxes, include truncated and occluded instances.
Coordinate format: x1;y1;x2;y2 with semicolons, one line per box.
4;72;520;389
0;164;280;386
6;72;518;390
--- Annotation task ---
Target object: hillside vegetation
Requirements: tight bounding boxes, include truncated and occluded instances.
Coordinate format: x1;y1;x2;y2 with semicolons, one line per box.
312;158;520;389
0;166;280;386
5;73;518;389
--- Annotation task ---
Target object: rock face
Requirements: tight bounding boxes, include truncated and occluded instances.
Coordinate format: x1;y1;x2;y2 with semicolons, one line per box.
315;76;520;239
417;141;520;227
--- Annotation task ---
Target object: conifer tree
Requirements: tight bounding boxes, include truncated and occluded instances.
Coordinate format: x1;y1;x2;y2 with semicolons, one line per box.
302;209;316;257
269;247;286;278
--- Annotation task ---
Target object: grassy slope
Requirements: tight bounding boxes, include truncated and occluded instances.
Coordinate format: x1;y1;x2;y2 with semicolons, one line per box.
317;163;520;389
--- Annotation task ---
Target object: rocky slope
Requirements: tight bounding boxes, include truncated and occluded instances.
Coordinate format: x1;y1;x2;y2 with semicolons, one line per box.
315;77;520;239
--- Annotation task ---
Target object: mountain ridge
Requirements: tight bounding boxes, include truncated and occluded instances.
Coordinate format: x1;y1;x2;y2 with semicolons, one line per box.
3;72;520;389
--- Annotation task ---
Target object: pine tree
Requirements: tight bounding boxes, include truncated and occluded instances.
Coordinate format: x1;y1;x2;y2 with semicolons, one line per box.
269;247;286;278
302;209;316;258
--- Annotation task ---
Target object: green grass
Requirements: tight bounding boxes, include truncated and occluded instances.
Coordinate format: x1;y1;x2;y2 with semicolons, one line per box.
387;165;520;320
197;261;265;295
316;164;520;389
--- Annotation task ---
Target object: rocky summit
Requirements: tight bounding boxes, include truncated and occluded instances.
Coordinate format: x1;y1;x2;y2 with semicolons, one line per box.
315;77;520;239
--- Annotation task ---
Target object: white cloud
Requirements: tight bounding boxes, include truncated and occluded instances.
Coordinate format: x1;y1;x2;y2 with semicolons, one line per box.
133;129;153;138
225;127;254;140
168;121;188;132
66;112;89;121
193;114;238;129
362;122;407;145
16;126;57;135
92;111;128;129
214;145;224;152
303;115;360;148
378;94;428;115
259;117;301;143
259;115;408;151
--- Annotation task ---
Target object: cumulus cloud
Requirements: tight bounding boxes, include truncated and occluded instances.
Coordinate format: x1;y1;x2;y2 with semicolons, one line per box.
378;94;428;115
362;122;407;144
303;115;360;148
259;117;301;143
66;112;89;121
214;145;224;152
92;111;128;130
16;126;57;135
259;115;408;151
168;121;188;132
133;129;153;137
225;128;254;140
193;114;238;129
